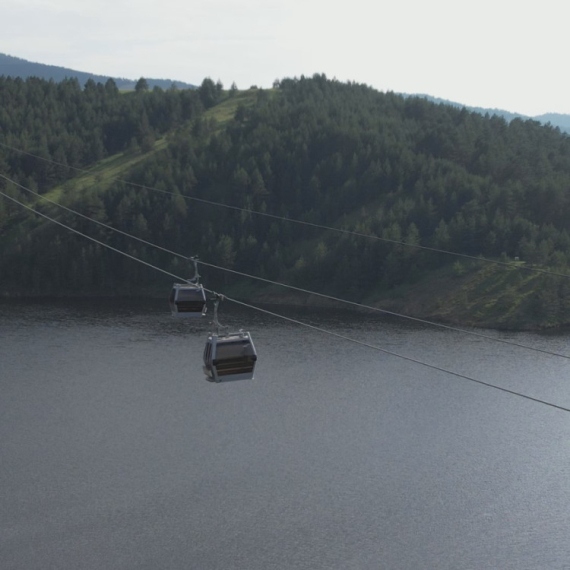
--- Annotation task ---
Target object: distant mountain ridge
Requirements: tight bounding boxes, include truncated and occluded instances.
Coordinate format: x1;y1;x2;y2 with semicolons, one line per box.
0;53;196;90
409;93;570;134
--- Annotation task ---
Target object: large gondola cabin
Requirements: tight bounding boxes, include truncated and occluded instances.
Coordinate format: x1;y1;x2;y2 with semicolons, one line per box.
203;331;257;382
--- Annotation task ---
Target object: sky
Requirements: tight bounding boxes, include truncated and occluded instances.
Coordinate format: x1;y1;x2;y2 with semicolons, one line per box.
3;0;569;117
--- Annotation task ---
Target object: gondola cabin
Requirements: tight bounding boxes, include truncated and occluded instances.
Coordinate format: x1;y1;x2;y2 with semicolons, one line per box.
203;331;257;382
169;283;207;317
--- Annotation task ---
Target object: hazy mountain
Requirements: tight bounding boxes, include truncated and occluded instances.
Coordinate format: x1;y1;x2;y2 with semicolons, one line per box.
408;93;570;134
0;53;196;90
534;113;570;132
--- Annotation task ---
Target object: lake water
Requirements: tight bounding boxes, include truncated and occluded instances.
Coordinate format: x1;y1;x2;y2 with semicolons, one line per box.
2;298;570;569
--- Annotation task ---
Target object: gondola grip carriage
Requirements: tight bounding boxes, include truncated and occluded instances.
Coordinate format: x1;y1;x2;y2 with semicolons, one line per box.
202;295;257;382
169;256;207;318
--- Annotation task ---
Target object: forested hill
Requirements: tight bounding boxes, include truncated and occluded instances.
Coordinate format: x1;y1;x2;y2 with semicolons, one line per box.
2;74;570;329
0;53;195;90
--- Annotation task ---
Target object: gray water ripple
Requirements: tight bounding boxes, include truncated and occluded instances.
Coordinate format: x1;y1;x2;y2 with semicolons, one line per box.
1;299;570;569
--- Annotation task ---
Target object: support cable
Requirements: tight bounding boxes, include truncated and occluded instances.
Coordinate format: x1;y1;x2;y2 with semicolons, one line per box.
4;172;570;363
223;295;570;415
197;260;570;361
0;173;188;261
2;188;570;415
1;141;569;279
0;190;184;283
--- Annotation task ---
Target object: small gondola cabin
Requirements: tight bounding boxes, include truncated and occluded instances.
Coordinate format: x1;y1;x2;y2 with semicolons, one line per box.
203;331;257;382
169;283;207;317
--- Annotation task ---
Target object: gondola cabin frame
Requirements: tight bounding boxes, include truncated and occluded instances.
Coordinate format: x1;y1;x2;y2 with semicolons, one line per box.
203;331;257;382
169;283;207;318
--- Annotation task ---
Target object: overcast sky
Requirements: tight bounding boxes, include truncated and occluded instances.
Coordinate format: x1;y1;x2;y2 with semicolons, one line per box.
3;0;568;116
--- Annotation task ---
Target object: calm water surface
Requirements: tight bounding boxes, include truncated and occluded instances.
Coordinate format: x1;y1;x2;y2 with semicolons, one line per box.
1;298;570;569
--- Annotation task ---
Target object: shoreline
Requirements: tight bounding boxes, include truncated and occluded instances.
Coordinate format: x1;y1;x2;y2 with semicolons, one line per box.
3;289;568;333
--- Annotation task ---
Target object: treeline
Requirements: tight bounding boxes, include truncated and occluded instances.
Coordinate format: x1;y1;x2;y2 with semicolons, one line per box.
0;75;211;191
2;74;570;325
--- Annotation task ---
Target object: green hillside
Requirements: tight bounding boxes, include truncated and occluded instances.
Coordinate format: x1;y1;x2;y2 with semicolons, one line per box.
2;74;570;329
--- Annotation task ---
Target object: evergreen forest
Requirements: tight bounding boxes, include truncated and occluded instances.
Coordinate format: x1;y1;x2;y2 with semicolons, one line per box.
2;73;570;329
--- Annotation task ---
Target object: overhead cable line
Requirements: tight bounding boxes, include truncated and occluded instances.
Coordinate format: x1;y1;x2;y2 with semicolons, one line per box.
198;259;570;362
2;141;569;279
5;171;570;363
2;190;570;415
2;188;570;414
0;190;184;283
225;297;570;415
0;173;189;261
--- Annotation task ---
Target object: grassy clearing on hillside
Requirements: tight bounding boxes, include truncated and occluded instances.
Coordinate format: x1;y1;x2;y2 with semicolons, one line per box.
346;259;567;330
44;89;261;203
44;138;169;201
204;89;260;126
